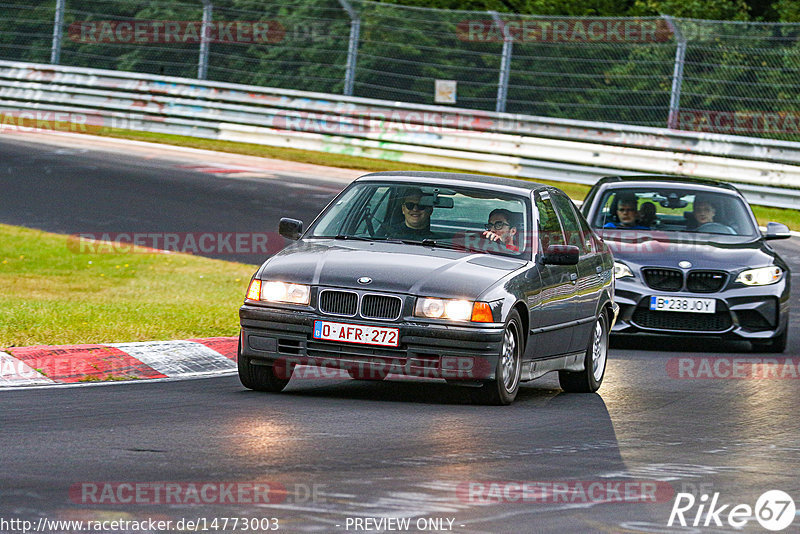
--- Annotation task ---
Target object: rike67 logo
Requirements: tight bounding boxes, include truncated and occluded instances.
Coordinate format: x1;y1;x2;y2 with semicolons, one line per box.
668;490;796;531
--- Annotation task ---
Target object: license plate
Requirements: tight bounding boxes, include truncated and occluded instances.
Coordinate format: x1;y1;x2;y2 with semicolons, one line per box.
649;296;716;314
313;320;399;347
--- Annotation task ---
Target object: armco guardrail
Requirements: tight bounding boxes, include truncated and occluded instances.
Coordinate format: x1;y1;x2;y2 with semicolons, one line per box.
1;60;799;209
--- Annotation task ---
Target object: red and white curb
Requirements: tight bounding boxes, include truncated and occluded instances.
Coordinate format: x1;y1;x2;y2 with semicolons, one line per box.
0;337;237;387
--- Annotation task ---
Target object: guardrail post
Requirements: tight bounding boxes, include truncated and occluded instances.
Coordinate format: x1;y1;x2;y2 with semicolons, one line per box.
490;11;513;114
198;0;213;80
50;0;66;64
663;15;687;130
338;0;360;96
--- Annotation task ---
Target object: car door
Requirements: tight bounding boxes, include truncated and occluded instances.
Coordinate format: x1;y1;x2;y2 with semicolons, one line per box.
528;190;577;358
551;191;604;353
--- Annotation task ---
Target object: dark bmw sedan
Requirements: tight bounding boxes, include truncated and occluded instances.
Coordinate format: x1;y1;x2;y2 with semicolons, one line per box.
238;171;617;404
582;176;791;352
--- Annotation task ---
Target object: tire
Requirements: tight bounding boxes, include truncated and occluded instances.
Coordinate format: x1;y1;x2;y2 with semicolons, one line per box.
559;309;608;393
237;338;292;392
752;328;788;353
472;310;523;406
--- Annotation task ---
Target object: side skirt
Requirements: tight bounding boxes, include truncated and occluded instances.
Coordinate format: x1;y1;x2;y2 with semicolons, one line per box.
521;352;585;382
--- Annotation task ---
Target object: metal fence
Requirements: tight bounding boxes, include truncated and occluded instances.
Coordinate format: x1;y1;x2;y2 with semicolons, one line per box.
1;0;800;138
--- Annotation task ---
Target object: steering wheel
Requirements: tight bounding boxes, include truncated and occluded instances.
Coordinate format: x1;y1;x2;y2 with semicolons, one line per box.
696;222;735;235
358;207;390;238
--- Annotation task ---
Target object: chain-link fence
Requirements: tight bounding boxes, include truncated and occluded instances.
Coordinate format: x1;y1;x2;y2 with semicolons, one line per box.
1;0;800;139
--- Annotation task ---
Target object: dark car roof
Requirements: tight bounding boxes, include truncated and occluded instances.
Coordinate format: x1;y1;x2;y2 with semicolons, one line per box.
596;175;741;194
356;171;550;195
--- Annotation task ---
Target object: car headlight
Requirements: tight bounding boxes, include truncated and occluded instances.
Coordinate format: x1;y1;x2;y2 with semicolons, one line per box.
735;267;783;286
614;261;633;280
414;298;493;322
246;279;310;305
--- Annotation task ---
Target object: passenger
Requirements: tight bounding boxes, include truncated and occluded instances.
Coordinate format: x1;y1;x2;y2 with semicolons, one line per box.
638;202;657;228
482;208;519;252
604;194;649;229
389;188;435;240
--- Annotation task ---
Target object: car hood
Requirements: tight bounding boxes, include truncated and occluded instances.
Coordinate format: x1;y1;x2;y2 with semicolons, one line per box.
258;239;526;299
598;230;778;271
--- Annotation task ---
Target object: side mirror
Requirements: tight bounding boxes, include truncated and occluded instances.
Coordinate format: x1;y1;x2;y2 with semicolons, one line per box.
279;218;303;240
542;244;580;266
764;222;791;241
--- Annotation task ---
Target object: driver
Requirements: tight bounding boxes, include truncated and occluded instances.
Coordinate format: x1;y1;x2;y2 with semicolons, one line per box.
693;197;717;225
389;188;435;240
689;195;737;235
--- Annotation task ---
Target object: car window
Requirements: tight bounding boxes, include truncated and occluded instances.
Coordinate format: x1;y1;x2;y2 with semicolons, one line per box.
535;191;564;252
591;188;757;237
352;186;393;235
307;182;532;258
310;185;365;238
551;192;588;254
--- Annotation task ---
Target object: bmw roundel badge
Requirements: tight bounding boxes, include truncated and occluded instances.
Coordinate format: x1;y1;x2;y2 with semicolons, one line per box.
357;276;372;284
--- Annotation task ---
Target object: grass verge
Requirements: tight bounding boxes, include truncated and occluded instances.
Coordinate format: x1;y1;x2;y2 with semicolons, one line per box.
0;223;254;347
96;128;800;230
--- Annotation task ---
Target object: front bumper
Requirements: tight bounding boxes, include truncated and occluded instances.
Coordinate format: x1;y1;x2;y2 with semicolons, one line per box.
239;304;505;380
611;278;789;341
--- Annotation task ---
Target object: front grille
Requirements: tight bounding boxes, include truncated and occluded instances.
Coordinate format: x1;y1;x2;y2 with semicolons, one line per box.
642;268;683;291
631;308;732;332
319;290;358;316
361;294;403;320
687;271;727;293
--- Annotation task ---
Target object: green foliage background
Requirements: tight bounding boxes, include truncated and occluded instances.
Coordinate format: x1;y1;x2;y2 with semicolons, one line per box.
0;0;798;134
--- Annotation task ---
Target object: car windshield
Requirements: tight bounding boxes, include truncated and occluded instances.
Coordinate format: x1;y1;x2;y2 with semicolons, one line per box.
307;181;531;258
590;188;758;237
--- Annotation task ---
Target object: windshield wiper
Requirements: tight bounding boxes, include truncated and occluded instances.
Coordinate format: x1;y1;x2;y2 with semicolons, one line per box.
333;234;378;241
311;234;412;244
400;238;469;251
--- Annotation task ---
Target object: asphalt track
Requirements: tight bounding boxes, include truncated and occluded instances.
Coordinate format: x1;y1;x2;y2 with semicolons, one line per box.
1;134;800;533
0;132;355;264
